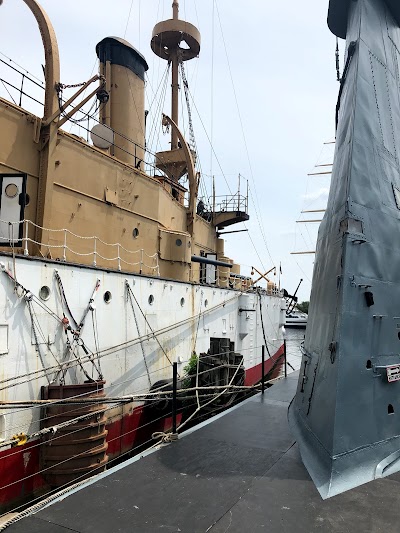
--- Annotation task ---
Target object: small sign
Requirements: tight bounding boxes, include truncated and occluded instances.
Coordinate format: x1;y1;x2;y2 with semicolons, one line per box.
387;365;400;383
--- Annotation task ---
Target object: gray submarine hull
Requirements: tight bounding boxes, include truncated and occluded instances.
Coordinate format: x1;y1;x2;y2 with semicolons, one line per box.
289;0;400;499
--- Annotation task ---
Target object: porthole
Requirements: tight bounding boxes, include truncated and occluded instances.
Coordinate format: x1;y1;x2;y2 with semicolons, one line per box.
5;183;18;198
204;299;208;307
388;404;395;415
39;286;50;301
180;297;185;307
366;359;372;369
25;193;30;207
176;238;182;247
104;291;112;304
148;294;154;305
132;228;139;239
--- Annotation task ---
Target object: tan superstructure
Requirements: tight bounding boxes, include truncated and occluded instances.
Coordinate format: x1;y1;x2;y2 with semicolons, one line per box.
0;0;249;286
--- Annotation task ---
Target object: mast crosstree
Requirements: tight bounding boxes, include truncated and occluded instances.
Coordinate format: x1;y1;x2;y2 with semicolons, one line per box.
151;0;200;151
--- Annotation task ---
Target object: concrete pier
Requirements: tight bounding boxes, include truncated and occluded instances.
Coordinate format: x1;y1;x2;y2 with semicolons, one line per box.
7;372;400;532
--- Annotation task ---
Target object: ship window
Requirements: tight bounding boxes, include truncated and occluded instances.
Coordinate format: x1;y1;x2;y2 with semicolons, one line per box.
388;404;395;415
176;238;182;247
366;359;372;369
5;183;18;198
104;291;112;304
180;297;185;307
39;286;50;301
148;294;154;305
204;299;208;308
133;228;139;239
25;193;30;207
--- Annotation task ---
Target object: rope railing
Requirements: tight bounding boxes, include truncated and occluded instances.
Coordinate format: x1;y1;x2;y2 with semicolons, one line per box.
0;219;160;275
1;219;282;293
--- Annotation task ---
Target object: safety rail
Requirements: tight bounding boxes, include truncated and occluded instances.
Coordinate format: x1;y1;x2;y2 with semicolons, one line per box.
0;53;161;178
0;219;160;275
0;55;45;110
212;193;248;214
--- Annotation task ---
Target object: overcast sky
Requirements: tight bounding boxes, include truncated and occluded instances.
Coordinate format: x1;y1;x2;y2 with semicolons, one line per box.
0;0;340;302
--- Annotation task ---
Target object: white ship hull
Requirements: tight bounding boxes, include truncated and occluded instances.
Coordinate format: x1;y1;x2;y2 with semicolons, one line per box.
0;253;285;510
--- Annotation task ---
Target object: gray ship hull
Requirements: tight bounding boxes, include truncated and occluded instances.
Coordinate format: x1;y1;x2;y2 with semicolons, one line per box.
289;0;400;498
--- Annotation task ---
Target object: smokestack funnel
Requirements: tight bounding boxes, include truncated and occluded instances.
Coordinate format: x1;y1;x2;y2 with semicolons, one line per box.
96;37;148;167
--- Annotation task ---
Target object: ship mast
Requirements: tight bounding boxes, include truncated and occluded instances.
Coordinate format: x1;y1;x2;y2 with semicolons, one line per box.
151;0;201;156
171;0;179;150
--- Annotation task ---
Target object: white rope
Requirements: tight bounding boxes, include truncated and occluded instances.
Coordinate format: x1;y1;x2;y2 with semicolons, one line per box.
0;380;270;451
0;294;240;390
178;356;246;433
5;220;160;272
1;221;284;292
151;431;178;444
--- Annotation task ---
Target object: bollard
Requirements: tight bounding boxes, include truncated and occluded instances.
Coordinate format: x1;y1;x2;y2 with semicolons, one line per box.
261;345;265;394
172;362;178;433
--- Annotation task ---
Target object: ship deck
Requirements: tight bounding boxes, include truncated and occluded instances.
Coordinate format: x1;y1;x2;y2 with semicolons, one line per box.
7;371;400;533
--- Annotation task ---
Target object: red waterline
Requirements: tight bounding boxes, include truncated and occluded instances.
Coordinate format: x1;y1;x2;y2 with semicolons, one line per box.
0;346;284;512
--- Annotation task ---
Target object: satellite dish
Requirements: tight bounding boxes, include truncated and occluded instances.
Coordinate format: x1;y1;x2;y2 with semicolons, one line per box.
90;124;114;149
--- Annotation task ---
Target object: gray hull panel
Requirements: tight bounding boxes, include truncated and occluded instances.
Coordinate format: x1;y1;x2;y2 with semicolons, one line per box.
289;0;400;498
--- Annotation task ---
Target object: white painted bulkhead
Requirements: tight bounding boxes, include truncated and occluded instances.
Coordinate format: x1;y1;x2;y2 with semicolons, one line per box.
0;254;285;442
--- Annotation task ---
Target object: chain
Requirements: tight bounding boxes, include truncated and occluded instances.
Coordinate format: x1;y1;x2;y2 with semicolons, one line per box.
57;75;104;91
58;81;89;90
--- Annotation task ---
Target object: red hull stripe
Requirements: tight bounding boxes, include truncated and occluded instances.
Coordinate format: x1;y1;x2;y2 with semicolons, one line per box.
244;344;285;386
0;344;284;512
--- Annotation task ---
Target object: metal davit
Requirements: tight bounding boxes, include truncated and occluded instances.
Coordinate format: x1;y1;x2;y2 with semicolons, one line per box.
289;0;400;498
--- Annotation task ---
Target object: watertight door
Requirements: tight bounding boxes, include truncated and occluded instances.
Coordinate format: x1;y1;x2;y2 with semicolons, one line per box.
0;173;27;246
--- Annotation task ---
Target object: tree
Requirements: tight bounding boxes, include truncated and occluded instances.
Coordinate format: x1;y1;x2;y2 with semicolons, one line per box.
297;301;309;314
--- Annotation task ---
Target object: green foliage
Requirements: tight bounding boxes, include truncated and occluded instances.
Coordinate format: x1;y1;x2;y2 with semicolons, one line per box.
297;301;309;314
182;353;198;389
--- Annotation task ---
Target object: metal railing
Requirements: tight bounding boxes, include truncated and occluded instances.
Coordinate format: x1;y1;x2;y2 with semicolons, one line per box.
0;55;45;110
0;53;161;178
0;219;160;275
211;193;248;214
